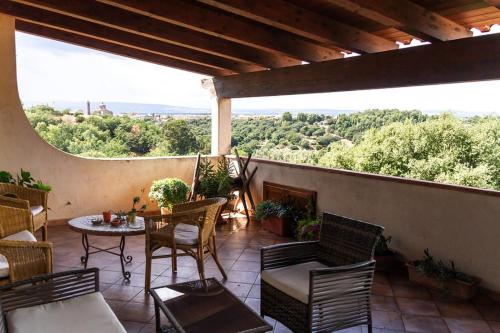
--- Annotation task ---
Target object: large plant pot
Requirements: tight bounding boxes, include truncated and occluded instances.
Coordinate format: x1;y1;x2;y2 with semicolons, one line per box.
160;207;171;215
375;253;399;272
406;263;481;300
262;216;291;237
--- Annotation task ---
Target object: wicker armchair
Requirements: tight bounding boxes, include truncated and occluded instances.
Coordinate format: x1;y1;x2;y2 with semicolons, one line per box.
0;205;52;285
145;197;227;291
260;212;384;333
0;183;48;241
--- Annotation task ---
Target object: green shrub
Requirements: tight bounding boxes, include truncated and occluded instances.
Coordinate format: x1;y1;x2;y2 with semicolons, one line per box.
149;178;189;210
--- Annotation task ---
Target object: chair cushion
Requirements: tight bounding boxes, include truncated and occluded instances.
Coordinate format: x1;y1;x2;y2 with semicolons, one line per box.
6;292;126;333
261;261;329;304
30;205;44;216
0;230;38;278
173;223;199;245
2;230;37;242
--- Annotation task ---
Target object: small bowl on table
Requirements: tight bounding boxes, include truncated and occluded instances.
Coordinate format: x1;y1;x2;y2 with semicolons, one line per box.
110;218;122;227
91;218;103;226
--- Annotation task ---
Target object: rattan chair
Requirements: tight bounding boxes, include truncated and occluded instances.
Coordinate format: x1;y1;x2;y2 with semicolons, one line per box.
260;212;384;333
0;205;52;285
0;183;49;241
145;197;227;291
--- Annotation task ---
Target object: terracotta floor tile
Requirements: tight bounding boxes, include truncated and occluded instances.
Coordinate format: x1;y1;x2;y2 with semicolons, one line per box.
244;297;261;313
477;304;500;321
222;281;253;297
232;260;261;272
489;322;500;333
102;285;143;302
397;297;440;316
120;321;146;333
392;284;431;300
372;282;394;297
402;314;449;333
227;270;259;284
372;296;400;312
445;318;493;333
436;301;482;319
117;302;155;323
371;310;405;330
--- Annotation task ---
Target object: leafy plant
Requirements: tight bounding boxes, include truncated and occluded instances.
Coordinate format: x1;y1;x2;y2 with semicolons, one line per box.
0;169;51;192
0;171;14;184
129;189;147;215
255;200;297;220
414;249;473;288
296;216;321;241
197;158;233;199
375;235;395;256
149;178;189;210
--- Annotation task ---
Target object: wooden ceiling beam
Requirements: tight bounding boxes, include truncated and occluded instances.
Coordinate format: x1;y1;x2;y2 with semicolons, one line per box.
197;0;397;54
9;0;298;69
0;2;261;74
16;21;232;77
204;33;500;98
97;0;342;62
327;0;472;42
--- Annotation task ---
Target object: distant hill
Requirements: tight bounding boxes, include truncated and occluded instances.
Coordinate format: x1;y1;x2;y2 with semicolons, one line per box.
22;100;497;118
23;100;359;117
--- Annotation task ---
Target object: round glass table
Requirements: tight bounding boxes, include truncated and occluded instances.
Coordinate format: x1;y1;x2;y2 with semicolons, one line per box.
68;215;145;280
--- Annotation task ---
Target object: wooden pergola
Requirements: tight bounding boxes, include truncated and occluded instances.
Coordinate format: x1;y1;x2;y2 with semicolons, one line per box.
1;0;499;154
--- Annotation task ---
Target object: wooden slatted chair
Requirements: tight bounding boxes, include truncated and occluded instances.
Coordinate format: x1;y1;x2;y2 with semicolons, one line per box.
260;212;384;333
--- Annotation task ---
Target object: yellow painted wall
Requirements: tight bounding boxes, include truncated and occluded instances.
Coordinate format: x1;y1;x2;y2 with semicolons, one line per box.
0;14;210;220
247;158;500;292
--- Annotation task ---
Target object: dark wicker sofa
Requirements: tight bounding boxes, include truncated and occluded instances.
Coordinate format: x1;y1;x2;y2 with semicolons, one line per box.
260;212;384;333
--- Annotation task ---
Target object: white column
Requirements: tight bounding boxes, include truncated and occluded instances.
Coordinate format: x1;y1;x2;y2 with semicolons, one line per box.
210;96;231;155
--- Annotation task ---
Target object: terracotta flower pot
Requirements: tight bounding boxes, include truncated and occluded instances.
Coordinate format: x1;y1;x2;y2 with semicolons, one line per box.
262;216;291;237
161;207;171;215
406;262;481;300
102;211;112;223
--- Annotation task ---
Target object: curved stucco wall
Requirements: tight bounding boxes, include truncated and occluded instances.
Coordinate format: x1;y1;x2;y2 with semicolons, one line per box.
0;15;210;220
247;158;500;293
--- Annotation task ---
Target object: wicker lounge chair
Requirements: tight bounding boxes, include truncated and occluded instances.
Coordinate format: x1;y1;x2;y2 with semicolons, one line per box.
0;205;52;285
0;268;126;333
145;197;227;291
260;212;384;333
0;183;49;241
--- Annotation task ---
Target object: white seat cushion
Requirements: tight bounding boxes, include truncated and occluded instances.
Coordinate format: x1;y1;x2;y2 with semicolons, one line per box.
6;292;126;333
174;223;199;245
30;205;44;216
2;230;37;242
0;230;38;278
261;261;329;304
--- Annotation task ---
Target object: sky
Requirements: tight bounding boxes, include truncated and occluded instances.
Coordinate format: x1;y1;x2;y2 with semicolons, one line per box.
14;26;500;115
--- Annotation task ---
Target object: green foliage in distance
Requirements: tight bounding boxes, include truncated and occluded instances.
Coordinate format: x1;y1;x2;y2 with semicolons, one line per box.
25;105;499;191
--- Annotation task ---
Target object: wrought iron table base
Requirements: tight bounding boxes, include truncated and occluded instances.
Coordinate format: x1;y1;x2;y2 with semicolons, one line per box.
80;233;133;280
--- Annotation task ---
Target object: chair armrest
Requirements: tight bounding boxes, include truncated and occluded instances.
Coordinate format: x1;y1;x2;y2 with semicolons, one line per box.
0;268;99;313
261;241;320;271
12;187;47;208
309;259;376;304
0;206;34;237
0;196;29;210
0;240;53;282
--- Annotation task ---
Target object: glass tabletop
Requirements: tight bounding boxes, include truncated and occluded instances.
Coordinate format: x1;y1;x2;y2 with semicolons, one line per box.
152;279;272;333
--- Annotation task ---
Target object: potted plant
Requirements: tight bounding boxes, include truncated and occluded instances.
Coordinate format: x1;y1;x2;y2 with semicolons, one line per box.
127;190;147;224
0;169;52;192
149;178;189;214
296;216;321;241
406;249;481;300
374;235;399;272
197;158;232;199
255;200;297;236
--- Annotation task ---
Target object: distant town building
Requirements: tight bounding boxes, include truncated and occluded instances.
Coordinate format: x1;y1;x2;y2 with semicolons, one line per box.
92;102;113;116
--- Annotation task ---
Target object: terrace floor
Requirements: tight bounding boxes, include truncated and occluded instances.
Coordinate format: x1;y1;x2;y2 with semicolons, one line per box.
48;218;500;333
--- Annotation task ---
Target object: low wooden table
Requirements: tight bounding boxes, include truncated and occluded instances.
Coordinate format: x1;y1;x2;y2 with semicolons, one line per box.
151;278;272;333
68;215;145;280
